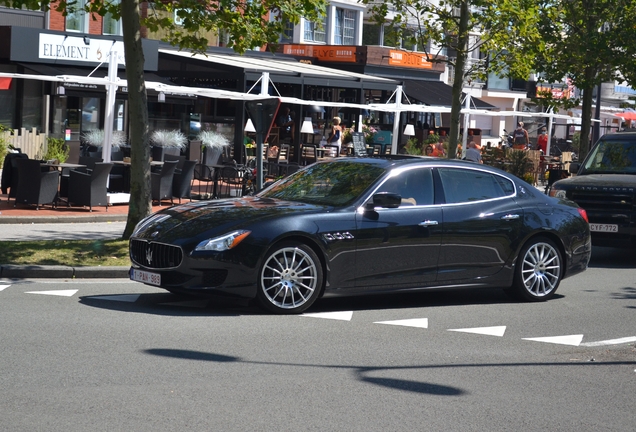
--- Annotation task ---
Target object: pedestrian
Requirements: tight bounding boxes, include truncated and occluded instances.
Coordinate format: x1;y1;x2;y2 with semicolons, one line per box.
536;127;548;154
327;116;343;155
465;141;482;163
277;106;294;141
512;121;529;150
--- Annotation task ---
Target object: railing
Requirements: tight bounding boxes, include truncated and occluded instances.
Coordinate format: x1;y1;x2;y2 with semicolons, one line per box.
1;128;47;159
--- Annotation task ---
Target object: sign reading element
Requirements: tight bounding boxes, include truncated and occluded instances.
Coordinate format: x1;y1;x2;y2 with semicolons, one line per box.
388;50;433;69
39;34;126;65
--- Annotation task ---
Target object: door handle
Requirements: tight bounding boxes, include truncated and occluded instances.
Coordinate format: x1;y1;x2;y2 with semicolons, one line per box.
501;214;520;220
419;220;439;226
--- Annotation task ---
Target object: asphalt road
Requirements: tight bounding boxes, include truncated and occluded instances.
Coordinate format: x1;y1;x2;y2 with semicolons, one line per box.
0;247;634;431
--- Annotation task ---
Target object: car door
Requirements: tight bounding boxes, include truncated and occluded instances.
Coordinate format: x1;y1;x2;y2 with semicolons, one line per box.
354;167;442;289
435;167;524;282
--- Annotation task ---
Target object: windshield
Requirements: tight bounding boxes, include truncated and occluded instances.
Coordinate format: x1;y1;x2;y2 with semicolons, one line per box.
582;140;636;174
259;161;386;206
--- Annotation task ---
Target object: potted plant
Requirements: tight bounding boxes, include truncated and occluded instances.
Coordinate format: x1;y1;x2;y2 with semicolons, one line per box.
150;130;188;160
0;124;11;170
42;137;70;164
82;129;126;159
198;130;230;165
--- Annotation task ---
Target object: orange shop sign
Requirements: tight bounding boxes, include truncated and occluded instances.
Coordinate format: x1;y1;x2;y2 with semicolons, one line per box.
282;45;357;62
388;50;433;69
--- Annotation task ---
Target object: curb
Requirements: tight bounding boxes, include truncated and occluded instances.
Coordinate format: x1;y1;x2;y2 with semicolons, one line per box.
1;265;130;279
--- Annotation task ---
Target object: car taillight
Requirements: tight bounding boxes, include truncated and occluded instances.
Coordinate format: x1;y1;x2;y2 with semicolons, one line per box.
577;208;589;223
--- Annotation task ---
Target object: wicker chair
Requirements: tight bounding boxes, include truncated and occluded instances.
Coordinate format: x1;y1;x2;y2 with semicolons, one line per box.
172;159;197;203
151;160;178;205
67;162;113;212
13;159;60;210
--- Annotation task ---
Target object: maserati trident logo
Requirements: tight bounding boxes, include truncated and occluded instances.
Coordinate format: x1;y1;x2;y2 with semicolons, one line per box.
146;248;153;265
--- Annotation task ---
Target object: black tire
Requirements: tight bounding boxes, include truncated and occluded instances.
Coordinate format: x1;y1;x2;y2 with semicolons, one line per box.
509;236;563;302
256;242;323;314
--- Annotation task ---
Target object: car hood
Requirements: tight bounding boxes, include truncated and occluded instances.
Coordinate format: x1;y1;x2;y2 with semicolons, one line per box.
132;196;328;242
553;174;636;190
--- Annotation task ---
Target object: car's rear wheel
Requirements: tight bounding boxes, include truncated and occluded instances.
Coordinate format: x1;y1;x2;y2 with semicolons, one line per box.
257;242;323;314
510;237;562;301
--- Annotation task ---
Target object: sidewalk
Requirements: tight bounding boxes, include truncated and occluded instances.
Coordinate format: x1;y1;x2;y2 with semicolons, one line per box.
2;192;140;279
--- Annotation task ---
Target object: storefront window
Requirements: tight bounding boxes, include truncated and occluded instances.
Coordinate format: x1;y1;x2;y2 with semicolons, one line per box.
0;65;16;127
82;97;101;131
22;79;43;131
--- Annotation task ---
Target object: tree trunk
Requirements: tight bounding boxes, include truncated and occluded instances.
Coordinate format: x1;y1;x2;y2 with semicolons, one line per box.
448;0;470;160
121;0;152;239
578;66;596;161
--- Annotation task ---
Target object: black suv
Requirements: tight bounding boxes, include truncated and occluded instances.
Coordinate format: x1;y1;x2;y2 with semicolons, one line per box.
549;132;636;248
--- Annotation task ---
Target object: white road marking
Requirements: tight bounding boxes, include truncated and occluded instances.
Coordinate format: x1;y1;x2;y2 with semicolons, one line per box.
88;294;140;303
580;336;636;347
374;318;429;328
522;334;584;346
25;289;78;297
160;300;209;308
0;284;10;292
301;311;353;321
448;326;506;337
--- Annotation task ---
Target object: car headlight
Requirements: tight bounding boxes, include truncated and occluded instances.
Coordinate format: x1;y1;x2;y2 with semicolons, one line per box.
549;188;568;199
195;230;251;252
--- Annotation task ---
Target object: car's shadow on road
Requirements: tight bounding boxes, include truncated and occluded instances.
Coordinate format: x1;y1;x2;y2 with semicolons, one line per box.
78;286;547;316
312;287;557;313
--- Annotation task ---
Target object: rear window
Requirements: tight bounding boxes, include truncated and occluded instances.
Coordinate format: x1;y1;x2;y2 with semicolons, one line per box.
439;168;515;203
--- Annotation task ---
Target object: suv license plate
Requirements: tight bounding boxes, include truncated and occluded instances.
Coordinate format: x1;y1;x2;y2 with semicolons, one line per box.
589;223;618;233
131;269;161;286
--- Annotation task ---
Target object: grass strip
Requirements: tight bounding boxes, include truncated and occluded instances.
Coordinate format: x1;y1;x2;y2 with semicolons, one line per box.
0;240;130;267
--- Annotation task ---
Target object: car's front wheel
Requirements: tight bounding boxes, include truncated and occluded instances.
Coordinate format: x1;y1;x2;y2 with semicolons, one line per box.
257;242;323;314
510;237;563;301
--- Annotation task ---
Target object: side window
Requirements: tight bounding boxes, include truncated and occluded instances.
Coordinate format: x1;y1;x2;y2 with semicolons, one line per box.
439;168;513;204
376;168;434;207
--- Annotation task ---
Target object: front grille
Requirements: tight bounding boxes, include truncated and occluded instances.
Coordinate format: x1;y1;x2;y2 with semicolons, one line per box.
569;190;635;225
130;239;183;269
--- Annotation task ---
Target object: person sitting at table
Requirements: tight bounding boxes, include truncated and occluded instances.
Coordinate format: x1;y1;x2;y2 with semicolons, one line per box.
464;141;483;163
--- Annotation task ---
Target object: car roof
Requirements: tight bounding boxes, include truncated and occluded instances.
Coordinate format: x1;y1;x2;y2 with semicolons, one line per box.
325;155;503;173
599;132;636;141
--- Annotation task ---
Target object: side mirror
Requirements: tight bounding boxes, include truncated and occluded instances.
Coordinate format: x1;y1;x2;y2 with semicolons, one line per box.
569;162;580;174
366;192;401;210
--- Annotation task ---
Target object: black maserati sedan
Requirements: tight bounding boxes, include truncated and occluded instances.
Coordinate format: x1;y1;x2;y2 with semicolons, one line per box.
129;156;591;314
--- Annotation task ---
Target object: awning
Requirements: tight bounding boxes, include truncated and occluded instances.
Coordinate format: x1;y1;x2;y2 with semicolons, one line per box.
403;79;495;109
159;49;398;90
616;111;636;121
17;62;171;86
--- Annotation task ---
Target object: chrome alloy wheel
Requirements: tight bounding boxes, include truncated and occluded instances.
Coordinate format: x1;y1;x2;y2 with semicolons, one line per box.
260;246;320;311
520;241;562;297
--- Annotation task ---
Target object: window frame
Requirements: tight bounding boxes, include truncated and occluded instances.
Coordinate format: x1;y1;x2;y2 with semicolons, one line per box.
66;0;88;33
334;8;355;45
